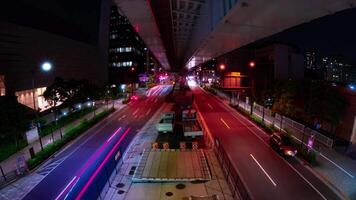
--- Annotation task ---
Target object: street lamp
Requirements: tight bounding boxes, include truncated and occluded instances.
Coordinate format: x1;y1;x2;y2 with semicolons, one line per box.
219;64;226;70
41;62;52;72
32;61;53;150
130;67;135;97
249;61;256;68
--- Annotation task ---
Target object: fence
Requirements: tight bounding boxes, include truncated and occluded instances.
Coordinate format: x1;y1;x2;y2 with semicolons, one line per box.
233;96;334;148
213;89;334;148
214;138;251;200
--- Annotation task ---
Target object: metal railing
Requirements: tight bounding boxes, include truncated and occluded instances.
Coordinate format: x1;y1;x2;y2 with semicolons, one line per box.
214;138;251;200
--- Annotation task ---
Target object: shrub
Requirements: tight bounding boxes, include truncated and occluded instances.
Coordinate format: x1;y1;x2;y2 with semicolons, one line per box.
39;107;96;137
0;139;28;162
285;132;317;164
27;108;115;170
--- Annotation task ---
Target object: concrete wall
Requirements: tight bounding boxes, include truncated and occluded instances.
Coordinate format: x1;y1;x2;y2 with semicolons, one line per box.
0;22;107;94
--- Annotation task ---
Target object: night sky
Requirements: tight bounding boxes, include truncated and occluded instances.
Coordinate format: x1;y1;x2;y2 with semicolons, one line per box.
0;0;102;46
1;1;355;63
258;7;356;64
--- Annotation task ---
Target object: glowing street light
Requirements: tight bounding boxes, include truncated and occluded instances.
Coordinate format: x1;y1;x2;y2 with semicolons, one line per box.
41;62;53;72
249;61;256;68
219;64;226;70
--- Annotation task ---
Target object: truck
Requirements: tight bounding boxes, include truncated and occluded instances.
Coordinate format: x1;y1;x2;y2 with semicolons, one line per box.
182;109;203;138
156;112;175;133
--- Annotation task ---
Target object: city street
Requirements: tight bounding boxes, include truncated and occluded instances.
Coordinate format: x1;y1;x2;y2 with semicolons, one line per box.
21;85;172;200
191;85;341;200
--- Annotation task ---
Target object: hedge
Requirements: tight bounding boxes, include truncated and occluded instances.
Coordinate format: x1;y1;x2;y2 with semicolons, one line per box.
39;107;96;137
27;108;115;170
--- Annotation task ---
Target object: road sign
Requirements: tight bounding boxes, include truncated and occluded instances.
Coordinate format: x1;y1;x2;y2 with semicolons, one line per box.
307;134;315;151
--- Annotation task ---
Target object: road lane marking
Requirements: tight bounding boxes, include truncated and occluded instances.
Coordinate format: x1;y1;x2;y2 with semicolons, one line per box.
146;108;151;116
319;153;354;179
106;127;122;142
204;88;332;199
118;115;126;121
285;158;328;200
250;154;277;187
207;103;213;109
133;108;140;115
64;177;80;200
76;128;131;200
154;98;158;103
220;118;231;129
55;176;78;200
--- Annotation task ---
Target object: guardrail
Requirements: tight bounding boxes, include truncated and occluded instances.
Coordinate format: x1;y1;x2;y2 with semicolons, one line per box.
214;138;251;200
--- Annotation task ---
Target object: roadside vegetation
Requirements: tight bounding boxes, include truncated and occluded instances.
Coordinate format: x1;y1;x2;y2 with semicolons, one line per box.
0;78;119;162
27;107;115;170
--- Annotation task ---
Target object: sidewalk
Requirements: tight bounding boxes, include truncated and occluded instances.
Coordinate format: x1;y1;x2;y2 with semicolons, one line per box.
213;89;356;200
101;103;234;200
0;99;125;188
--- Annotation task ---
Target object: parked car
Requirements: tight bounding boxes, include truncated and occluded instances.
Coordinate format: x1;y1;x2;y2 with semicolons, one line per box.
269;132;297;157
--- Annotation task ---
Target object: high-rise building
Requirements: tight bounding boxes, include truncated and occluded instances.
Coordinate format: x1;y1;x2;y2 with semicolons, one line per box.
108;5;157;85
305;51;317;70
322;56;353;83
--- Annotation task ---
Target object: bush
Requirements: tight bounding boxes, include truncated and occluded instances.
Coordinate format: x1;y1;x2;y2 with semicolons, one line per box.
27;108;115;170
0;139;28;162
284;131;317;164
39;107;96;137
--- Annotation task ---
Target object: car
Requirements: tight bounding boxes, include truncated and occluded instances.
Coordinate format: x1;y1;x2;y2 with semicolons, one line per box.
269;132;297;157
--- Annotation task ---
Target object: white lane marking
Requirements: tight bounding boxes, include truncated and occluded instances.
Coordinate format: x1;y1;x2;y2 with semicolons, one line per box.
132;108;140;115
319;153;354;179
146;108;151;116
288;134;354;179
250;154;277;187
206;89;331;199
207;103;213;109
55;176;77;200
220;117;231;129
64;177;80;200
106;127;121;142
285;159;328;200
118;115;126;121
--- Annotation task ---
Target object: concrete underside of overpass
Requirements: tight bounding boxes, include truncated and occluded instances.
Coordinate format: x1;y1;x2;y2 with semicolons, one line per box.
115;0;356;71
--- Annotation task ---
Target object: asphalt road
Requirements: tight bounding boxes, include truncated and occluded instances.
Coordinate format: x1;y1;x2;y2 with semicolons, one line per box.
22;84;172;200
191;85;340;200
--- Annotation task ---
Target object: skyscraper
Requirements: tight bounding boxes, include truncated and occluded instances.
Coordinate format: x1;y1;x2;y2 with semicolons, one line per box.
108;5;150;85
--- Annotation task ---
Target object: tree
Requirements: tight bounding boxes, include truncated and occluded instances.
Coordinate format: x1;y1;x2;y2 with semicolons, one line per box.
43;77;66;137
272;80;298;117
0;97;29;148
305;81;347;134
